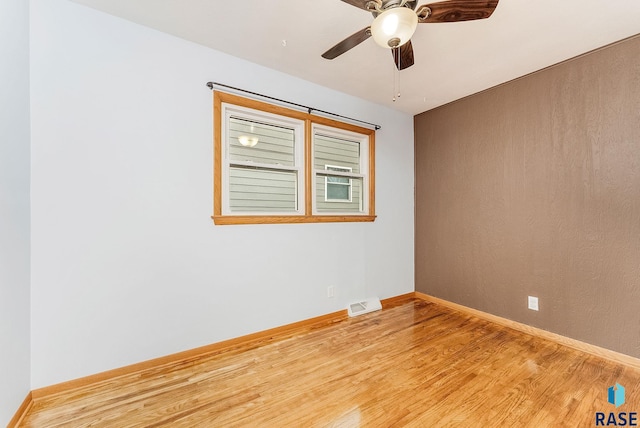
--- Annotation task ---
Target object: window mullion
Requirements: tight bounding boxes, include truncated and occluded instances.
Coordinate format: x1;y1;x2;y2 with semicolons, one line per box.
304;119;313;216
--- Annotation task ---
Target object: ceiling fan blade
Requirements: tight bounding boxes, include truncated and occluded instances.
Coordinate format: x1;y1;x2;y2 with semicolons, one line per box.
392;40;415;70
339;0;374;11
417;0;499;23
322;27;371;60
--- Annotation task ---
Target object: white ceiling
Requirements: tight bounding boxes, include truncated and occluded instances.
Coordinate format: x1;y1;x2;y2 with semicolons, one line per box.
72;0;640;115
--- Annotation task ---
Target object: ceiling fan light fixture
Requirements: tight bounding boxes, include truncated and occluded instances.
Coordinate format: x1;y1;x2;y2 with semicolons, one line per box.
370;7;418;49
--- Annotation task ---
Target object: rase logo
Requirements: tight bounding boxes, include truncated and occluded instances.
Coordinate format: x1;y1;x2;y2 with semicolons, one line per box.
610;384;626;408
596;383;637;426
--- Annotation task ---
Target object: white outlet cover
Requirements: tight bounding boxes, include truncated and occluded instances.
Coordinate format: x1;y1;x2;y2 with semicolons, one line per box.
528;296;539;311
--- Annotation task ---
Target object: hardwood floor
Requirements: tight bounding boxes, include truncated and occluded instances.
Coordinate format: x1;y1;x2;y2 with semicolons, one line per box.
20;298;640;427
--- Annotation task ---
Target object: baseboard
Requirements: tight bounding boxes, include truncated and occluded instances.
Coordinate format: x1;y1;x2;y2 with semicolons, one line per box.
414;291;640;370
31;293;414;401
381;292;415;308
31;309;347;400
7;392;33;428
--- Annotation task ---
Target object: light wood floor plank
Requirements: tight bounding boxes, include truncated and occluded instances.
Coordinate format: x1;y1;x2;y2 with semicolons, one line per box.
20;299;640;427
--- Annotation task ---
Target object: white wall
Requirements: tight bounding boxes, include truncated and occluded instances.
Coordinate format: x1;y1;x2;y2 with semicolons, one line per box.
0;0;31;423
30;0;414;388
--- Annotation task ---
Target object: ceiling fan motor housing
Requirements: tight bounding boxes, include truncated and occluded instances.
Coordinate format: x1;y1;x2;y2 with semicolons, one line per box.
369;0;418;17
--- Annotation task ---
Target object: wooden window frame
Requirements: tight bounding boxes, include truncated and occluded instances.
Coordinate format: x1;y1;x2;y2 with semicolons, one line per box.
213;91;376;225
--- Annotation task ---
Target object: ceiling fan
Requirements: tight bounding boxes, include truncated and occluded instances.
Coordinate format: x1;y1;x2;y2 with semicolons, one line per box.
322;0;499;70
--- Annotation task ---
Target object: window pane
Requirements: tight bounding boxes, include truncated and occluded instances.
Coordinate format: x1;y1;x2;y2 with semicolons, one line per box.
327;183;350;200
229;117;295;166
316;175;362;212
314;134;360;173
229;167;297;213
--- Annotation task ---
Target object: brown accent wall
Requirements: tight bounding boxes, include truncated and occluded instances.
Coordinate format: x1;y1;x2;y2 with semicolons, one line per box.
414;35;640;357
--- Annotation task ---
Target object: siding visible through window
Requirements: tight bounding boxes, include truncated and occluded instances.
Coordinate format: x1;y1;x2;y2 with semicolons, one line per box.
227;116;300;213
313;128;365;214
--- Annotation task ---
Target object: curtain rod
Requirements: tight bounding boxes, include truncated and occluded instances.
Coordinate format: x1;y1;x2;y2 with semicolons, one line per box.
206;82;381;131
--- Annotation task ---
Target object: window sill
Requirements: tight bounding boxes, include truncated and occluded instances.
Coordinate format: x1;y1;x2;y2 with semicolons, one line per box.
211;215;377;225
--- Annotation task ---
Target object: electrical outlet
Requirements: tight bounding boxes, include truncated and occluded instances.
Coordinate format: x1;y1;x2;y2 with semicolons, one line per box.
528;296;539;311
327;286;335;298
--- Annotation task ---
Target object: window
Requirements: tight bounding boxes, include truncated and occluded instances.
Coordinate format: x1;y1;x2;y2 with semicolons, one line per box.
224;109;304;215
313;125;369;215
213;92;375;225
324;166;352;203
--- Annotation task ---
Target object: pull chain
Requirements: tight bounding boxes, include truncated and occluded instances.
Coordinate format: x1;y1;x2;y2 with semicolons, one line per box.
392;48;401;102
397;47;401;100
392;55;396;102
